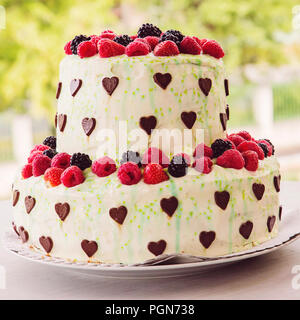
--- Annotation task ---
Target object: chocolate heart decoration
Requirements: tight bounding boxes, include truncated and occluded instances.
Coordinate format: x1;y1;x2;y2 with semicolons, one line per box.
102;77;119;96
160;196;178;218
219;113;227;131
147;240;167;256
198;78;212;96
12;190;20;207
214;191;230;210
58;114;67;132
181;111;197;129
55;203;70;221
25;196;35;214
39;236;53;254
199;231;216;249
109;206;127;225
239;221;253;239
55;113;58;128
139;116;157;135
12;222;19;236
226;104;230;120
267;216;276;232
81;240;98;257
56;82;62;99
279;205;282;221
274;176;280;192
82;118;96;136
252;183;265;200
18;226;29;243
70;79;82;97
224;79;229;96
153;73;172;89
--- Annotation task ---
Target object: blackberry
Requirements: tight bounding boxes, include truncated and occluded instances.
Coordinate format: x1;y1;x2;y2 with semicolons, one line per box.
137;23;162;38
258;143;269;158
43;149;57;159
168;154;189;178
70;35;91;55
43;136;56;150
113;35;133;47
71;153;92;171
211;139;233;158
120;151;142;168
264;139;275;155
159;29;184;46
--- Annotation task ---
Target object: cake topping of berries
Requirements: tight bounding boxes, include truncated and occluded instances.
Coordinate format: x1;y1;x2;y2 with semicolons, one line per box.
193;143;213;159
113;35;133;47
144;36;159;50
258;143;269;158
92;156;116;177
168;154;189;178
216;149;245;170
242;151;259;172
32;154;51;177
100;30;116;40
22;164;33;179
61;166;85;188
236;131;252;141
259;139;274;156
117;162;142;185
137;23;162;38
160;29;184;47
153;40;180;56
125;39;150;56
70;35;91;55
142;147;169;168
202;40;224;59
227;134;245;147
64;41;72;55
43;149;57;159
43;136;56;150
144;163;169;184
211;139;233;158
98;38;125;58
77;41;97;58
31;144;50;154
180;36;202;55
51;152;71;170
28;151;42;164
70;153;92;171
192;157;213;174
44;167;64;187
120;151;142;167
237;141;265;160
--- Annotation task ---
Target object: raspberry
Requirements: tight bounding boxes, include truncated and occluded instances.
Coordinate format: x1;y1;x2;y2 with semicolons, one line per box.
236;131;252;141
70;35;91;55
44;167;64;187
227;134;245;147
120;151;142;167
257;139;273;157
242;151;259;171
43;136;56;149
113;35;133;47
51;152;71;170
117;162;142;185
130;35;137;41
92;156;116;177
192;156;213;174
153;40;180;56
90;35;101;47
98;38;125;58
197;38;208;47
125;40;150;56
160;29;184;47
258;143;269;158
137;23;162;38
216;149;245;169
28;151;42;164
142;147;169;168
64;41;72;55
43;149;57;159
202;40;224;59
168;154;189;178
100;30;116;40
77;41;97;58
61;166;85;188
21;164;33;179
30;144;50;154
32;155;51;177
237;141;265;160
180;36;202;55
134;38;151;51
144;163;169;184
144;36;159;50
193;143;213;159
71;153;92;171
211;139;233;158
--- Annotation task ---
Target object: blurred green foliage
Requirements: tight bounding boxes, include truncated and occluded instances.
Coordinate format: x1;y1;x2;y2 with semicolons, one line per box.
0;0;299;121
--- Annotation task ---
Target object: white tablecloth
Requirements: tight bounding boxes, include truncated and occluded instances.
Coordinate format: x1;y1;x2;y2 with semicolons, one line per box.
0;181;299;300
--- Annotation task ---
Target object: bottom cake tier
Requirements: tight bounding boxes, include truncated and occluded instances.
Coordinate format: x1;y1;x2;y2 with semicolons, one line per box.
11;157;281;264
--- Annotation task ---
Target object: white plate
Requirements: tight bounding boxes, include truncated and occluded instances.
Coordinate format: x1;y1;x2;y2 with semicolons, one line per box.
3;206;300;279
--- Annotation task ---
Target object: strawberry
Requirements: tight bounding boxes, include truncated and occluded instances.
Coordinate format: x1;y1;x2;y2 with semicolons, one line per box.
144;163;169;184
202;40;224;59
153;40;180;56
44;167;64;187
180;36;202;55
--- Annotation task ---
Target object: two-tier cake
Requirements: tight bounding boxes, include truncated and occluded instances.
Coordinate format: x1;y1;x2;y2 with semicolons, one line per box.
11;24;281;264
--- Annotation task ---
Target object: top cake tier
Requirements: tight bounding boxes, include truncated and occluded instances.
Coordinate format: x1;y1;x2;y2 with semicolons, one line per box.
56;53;228;160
